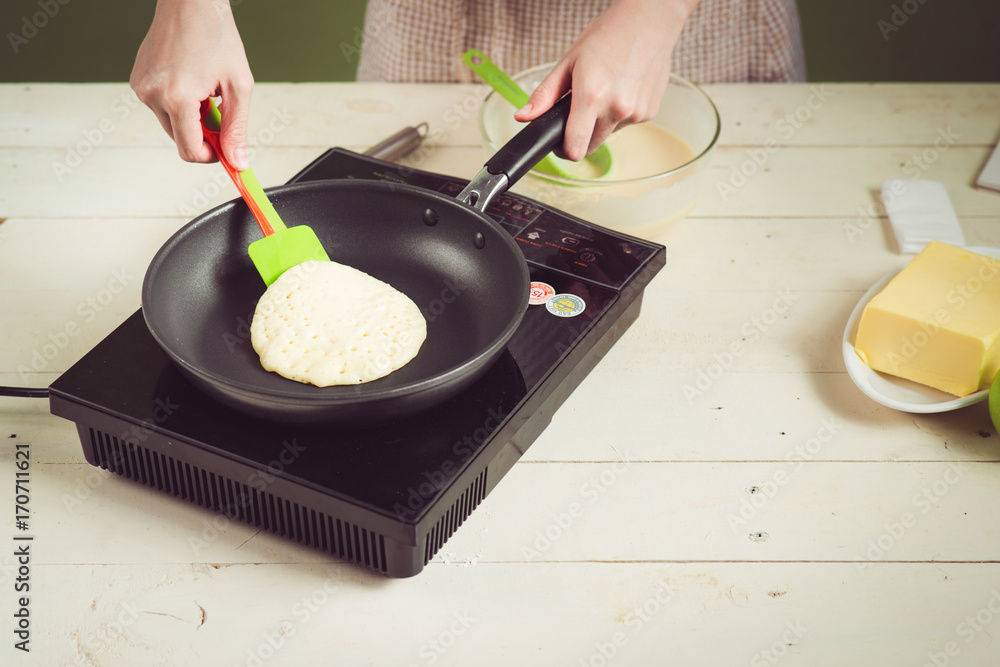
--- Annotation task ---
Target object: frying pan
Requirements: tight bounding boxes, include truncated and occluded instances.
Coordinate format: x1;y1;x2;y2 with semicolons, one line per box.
142;95;574;425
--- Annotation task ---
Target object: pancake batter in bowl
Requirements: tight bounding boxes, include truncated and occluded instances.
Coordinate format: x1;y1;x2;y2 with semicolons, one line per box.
553;122;698;181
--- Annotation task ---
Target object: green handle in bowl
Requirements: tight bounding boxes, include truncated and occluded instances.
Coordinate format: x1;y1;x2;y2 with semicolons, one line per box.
463;49;531;109
462;49;613;181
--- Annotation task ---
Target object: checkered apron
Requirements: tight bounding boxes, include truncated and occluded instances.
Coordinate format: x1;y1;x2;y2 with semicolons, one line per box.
356;0;806;83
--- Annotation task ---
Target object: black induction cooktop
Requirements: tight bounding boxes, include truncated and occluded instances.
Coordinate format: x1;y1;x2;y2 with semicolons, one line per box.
48;149;665;577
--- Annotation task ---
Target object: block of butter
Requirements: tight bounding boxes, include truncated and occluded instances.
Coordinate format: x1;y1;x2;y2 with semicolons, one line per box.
854;241;1000;397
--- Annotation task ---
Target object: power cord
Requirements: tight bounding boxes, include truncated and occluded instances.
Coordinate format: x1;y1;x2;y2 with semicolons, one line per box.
0;386;49;398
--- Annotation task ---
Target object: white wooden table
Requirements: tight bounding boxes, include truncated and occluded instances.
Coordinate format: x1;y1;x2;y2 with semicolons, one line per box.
2;82;1000;666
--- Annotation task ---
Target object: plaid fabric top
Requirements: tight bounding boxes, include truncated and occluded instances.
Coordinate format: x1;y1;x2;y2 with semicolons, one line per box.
356;0;806;84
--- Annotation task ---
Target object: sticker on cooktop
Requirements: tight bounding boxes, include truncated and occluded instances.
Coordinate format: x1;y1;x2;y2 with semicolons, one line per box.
528;281;556;305
546;293;586;317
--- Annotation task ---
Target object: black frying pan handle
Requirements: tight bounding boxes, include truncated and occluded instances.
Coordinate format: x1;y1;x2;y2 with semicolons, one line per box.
456;94;573;212
485;94;573;187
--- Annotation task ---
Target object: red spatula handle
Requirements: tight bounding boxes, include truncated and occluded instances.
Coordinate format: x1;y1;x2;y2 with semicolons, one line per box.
199;99;275;237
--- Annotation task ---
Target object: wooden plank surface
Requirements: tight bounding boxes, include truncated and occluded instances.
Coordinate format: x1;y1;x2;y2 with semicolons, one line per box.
13;562;1000;667
8;562;1000;667
3;146;998;220
1;82;1000;666
2;83;999;148
0;145;997;220
2;457;995;564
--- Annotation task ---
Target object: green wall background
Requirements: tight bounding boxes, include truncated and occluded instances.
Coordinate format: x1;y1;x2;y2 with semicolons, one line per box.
1;0;998;83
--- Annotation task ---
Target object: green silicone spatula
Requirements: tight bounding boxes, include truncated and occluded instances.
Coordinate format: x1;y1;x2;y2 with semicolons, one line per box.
462;49;613;180
200;98;329;286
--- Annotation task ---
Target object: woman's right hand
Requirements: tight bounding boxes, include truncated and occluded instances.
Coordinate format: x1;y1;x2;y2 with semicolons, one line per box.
130;0;254;169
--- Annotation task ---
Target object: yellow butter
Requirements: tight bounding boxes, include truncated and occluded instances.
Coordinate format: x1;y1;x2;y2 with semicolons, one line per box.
854;241;1000;397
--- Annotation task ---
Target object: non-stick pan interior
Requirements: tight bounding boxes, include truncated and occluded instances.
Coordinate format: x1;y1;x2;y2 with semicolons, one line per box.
142;180;528;407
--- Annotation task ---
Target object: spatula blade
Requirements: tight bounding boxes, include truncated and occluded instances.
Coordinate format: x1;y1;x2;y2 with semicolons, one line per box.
248;225;331;286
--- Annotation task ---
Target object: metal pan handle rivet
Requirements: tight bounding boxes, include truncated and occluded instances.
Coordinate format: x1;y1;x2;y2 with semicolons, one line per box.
473;232;486;249
422;208;439;226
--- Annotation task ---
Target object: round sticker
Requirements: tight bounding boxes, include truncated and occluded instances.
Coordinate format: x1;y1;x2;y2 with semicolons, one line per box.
529;281;556;305
545;293;586;318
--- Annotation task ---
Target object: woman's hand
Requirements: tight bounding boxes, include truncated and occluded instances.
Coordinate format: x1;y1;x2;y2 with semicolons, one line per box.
515;0;700;161
130;0;254;169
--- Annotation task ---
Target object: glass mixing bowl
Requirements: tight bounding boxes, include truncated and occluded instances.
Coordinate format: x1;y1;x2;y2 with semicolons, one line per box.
479;65;720;239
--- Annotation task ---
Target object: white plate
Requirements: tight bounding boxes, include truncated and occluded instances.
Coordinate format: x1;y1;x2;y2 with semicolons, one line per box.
842;245;1000;413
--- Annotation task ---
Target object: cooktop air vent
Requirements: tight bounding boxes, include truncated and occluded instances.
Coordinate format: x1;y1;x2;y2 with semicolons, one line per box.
424;467;488;564
86;427;390;573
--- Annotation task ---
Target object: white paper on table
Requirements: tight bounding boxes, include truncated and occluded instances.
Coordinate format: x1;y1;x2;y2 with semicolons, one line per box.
881;179;965;254
977;139;1000;192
